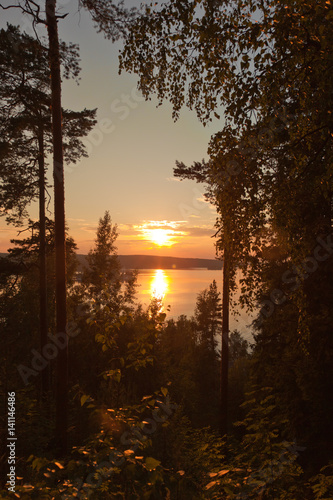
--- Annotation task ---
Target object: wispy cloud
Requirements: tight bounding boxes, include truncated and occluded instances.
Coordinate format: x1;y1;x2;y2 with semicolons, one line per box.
119;221;214;237
166;176;181;182
0;227;18;234
185;227;214;237
67;217;87;222
134;220;187;231
79;224;98;233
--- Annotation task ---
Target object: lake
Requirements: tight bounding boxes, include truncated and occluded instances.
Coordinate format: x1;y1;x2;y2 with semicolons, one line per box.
135;269;254;342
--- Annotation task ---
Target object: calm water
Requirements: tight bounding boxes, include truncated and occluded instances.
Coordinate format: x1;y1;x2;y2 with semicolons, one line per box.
135;269;254;342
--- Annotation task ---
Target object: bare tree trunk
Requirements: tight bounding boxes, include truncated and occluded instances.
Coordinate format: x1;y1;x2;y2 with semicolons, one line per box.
45;0;68;455
220;246;230;437
38;125;49;398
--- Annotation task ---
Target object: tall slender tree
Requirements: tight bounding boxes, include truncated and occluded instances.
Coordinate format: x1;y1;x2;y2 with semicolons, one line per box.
44;0;138;455
44;0;69;454
0;0;140;455
175;146;265;435
37;123;49;395
0;24;96;443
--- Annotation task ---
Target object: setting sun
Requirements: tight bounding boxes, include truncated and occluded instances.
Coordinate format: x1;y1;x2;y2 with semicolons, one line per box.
149;228;173;247
136;220;187;248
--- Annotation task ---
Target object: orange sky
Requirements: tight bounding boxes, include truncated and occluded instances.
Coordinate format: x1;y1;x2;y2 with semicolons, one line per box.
0;1;223;260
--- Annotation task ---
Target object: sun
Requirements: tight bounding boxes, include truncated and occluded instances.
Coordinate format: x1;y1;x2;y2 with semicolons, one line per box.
137;220;186;248
149;229;173;247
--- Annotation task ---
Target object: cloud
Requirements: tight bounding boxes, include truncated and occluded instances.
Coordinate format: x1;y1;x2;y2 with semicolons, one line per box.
76;219;215;241
173;224;214;237
186;227;214;237
0;227;18;234
195;196;209;204
79;224;98;233
119;239;147;246
166;176;181;182
118;220;215;240
136;220;186;230
118;224;143;236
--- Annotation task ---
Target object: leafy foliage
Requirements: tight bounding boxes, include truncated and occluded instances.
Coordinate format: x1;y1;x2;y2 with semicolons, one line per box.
80;0;140;42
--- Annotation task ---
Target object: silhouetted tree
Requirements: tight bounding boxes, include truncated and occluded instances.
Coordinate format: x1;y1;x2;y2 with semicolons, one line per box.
0;0;139;454
82;211;120;294
0;24;96;406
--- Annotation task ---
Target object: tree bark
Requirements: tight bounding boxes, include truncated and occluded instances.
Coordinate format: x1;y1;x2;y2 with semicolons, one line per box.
38;125;49;398
220;245;230;437
45;0;68;455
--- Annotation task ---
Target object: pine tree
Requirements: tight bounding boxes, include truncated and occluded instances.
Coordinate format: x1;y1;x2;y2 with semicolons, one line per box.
83;211;120;295
194;280;221;354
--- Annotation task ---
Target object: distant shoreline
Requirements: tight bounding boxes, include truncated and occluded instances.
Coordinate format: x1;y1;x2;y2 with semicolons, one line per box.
137;267;217;272
0;253;223;271
78;254;223;271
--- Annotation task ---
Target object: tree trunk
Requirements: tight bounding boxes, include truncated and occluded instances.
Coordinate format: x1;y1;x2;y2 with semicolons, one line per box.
220;246;230;437
45;0;68;455
38;125;49;398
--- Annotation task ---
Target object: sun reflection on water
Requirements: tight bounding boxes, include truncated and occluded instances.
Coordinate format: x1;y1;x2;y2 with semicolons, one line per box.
150;269;169;303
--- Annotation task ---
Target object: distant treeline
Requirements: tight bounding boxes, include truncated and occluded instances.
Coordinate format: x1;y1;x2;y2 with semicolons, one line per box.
0;252;222;271
77;254;223;270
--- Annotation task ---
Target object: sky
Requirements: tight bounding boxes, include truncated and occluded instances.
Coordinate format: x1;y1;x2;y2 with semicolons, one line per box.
0;0;224;259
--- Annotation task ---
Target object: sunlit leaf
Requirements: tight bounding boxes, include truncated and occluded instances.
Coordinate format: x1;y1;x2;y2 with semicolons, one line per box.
145;457;161;471
206;480;218;489
161;387;168;397
80;394;90;406
217;469;229;476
